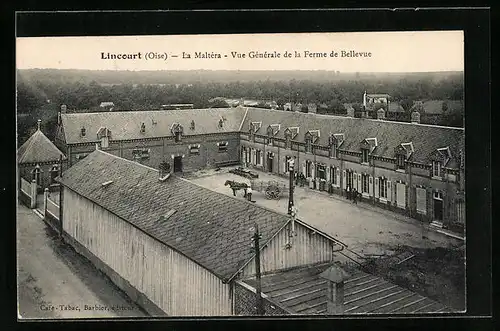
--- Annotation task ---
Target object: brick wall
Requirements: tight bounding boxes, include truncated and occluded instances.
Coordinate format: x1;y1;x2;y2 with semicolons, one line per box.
68;133;240;171
234;281;290;316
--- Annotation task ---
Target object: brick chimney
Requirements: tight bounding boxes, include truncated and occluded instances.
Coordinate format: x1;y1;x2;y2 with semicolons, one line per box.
319;265;350;315
377;108;385;120
411;111;421;124
58;104;67;125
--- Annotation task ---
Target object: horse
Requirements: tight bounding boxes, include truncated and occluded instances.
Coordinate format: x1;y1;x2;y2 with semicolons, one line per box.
224;180;249;197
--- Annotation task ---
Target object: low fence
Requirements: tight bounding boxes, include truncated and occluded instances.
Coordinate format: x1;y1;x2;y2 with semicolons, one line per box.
19;177;35;208
20;177;31;196
43;189;61;233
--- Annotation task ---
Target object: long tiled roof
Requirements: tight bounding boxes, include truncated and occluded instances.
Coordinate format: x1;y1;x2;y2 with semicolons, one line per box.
242;108;464;164
243;263;452;315
57;150;290;282
61;108;247;144
18;129;66;164
60;107;464;166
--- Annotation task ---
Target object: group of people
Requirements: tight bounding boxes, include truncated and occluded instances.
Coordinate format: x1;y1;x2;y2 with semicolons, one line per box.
294;172;307;187
345;185;360;204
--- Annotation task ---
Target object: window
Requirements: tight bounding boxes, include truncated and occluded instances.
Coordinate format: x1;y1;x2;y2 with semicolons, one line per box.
80;127;86;137
317;164;326;180
330;143;337;158
379;178;388;198
346;170;354;188
50;165;59;183
306;161;312;178
133;148;150;160
361;149;369;163
361;174;369;193
32;166;42;185
256;149;262;166
218;141;228;153
397;154;406;169
218;119;224;128
190;120;195;130
330;167;337;185
189;144;200;155
432;161;441;177
174;131;181;143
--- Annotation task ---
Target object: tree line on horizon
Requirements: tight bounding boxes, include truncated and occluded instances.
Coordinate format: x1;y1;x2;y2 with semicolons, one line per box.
16;72;463;145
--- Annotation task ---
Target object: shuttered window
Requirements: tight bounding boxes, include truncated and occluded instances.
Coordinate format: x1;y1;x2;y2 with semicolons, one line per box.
396;182;406;208
361;174;370;193
416;187;427;214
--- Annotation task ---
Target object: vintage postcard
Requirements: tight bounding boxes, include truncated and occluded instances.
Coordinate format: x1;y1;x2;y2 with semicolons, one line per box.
16;29;466;318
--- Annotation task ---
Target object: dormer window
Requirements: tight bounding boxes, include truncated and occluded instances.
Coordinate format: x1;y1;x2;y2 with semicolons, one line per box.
80;127;86;137
97;127;111;148
396;154;406;169
218;119;224;128
140;123;146;133
171;123;183;143
361;148;369;163
284;128;292;149
190;120;195;130
328;134;338;158
432;161;441;177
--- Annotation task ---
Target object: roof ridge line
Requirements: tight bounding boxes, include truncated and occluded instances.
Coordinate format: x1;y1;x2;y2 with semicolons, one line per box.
19;130;41;163
176;175;292;220
97;149;160;173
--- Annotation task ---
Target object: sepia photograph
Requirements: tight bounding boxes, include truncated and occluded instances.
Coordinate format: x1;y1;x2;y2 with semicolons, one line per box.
16;29;467;318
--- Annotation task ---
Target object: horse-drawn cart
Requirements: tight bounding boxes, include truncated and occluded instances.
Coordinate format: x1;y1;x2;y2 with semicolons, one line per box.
251;180;288;200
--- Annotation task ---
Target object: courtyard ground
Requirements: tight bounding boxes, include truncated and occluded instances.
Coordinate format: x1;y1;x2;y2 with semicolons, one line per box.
17;202;147;319
186;166;465;311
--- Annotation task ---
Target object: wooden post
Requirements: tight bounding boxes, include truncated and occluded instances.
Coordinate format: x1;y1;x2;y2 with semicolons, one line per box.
253;222;264;315
288;159;295;216
59;156;64;238
43;188;49;218
30;179;37;209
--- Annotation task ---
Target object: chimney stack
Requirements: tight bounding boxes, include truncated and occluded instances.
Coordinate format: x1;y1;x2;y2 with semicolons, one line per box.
37;119;41;131
319;265;350;315
411;111;421;124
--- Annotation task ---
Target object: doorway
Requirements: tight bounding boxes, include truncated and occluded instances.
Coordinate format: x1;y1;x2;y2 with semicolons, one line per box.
433;192;443;221
173;156;183;172
267;153;274;173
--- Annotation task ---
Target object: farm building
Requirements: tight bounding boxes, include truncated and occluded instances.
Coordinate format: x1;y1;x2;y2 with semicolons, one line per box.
56;149;348;316
54;105;465;231
18;119;66;198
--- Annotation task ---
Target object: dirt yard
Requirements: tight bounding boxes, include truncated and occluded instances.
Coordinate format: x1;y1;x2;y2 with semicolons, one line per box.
362;244;465;312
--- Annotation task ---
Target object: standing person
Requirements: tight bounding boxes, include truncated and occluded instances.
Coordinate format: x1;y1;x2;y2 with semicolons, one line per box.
247;186;253;202
346;185;351;200
352;188;358;204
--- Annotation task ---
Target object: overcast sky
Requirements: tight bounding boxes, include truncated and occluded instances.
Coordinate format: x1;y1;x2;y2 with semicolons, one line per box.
16;31;463;72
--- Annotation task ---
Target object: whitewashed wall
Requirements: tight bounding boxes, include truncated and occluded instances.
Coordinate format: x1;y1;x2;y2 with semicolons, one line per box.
241;221;334;277
63;188;232;316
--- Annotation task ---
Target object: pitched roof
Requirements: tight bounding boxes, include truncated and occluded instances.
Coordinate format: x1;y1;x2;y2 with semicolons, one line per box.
18;129;66;164
243;108;464;164
57;150;290;282
61;108;246;144
243;263;451;315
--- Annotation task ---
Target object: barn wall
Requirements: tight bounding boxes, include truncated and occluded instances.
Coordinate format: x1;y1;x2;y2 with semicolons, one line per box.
241;221;334;277
62;187;232;316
